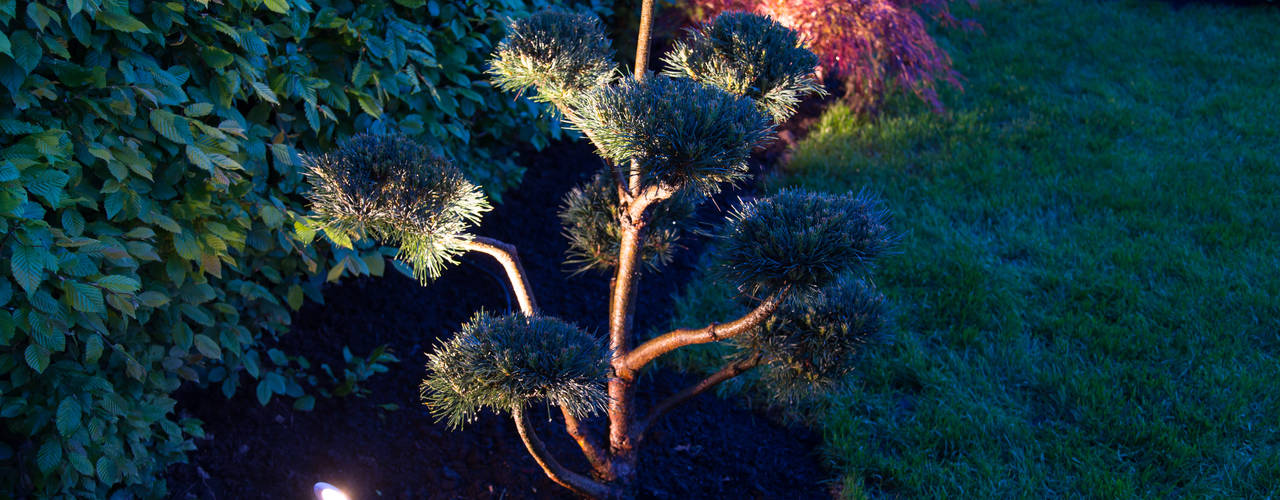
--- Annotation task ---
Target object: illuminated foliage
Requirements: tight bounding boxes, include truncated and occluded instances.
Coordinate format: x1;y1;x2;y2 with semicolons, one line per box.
559;173;698;274
302;135;490;282
572;75;775;194
717;189;894;295
694;0;971;112
421;312;610;428
489;10;618;108
663;12;825;122
734;277;888;403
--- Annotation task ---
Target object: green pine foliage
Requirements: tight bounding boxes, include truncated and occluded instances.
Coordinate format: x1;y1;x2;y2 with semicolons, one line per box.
303;135;490;282
489;9;618;108
663;12;826;123
735;276;888;403
717;189;894;295
421;312;610;428
0;0;610;496
558;173;697;274
572;75;775;194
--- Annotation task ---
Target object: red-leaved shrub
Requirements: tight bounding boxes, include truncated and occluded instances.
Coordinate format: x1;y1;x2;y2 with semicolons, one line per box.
693;0;976;113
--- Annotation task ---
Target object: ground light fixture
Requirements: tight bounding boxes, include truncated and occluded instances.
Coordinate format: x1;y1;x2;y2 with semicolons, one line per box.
313;482;350;500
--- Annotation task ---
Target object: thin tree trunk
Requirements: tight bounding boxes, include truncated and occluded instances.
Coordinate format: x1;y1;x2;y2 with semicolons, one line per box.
604;0;659;486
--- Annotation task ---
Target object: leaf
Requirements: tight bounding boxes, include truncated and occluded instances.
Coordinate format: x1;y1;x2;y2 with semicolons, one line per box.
150;109;193;145
0;31;9;58
201;46;235;69
9;31;40;74
138;291;169;308
95;456;120;484
262;0;290;14
64;281;105;313
10;243;46;295
292;395;315;411
98;9;149;33
266;372;286;394
36;440;61;473
173;231;199;260
24;344;50;373
61;209;85;236
256;379;272;405
56;398;81;437
252;81;279;104
325;259;346;282
26;169;70;206
352;59;372;87
67;447;94;476
193;333;221;359
267;348;287;366
356;93;383;118
0;161;17;182
95;275;140;293
184;102;214;117
286;284;303;310
84;334;104;364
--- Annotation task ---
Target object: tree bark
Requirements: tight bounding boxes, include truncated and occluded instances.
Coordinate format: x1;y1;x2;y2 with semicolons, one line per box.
460;237;537;316
513;405;618;499
633;0;657;80
621;288;789;374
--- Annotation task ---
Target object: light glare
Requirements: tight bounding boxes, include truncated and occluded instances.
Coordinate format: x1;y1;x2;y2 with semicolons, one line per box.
314;482;350;500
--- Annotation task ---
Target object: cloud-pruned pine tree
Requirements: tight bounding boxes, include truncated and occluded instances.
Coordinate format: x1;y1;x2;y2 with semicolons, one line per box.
302;6;897;498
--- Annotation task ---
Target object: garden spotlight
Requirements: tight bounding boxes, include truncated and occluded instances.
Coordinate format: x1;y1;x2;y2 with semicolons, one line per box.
313;482;350;500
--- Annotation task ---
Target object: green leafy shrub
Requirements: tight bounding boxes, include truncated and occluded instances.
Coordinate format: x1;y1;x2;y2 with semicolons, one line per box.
0;0;609;496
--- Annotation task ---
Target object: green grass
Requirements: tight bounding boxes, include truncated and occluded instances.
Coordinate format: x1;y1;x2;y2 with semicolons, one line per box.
667;0;1280;497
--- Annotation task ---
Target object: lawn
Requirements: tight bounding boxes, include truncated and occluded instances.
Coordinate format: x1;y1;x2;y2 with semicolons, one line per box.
668;0;1280;497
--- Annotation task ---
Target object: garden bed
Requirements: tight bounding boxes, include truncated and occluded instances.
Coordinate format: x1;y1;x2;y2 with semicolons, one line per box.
165;139;833;499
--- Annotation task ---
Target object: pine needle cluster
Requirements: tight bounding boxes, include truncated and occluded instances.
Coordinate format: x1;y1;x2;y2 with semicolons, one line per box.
421;312;611;428
735;277;888;403
573;75;775;194
558;173;698;274
717;189;894;295
301;134;490;282
489;10;617;107
663;12;825;123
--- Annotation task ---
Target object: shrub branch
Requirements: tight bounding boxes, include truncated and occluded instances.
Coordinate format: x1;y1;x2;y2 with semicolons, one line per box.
513;405;618;499
460;236;538;315
620;287;790;374
635;352;765;441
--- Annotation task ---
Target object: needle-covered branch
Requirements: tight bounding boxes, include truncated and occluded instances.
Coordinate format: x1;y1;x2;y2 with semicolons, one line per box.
620;288;789;374
514;405;618;499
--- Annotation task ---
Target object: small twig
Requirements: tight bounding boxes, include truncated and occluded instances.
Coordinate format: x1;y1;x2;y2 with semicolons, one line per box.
634;353;764;442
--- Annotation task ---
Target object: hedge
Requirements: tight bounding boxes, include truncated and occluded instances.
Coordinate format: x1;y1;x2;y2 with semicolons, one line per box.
0;0;608;497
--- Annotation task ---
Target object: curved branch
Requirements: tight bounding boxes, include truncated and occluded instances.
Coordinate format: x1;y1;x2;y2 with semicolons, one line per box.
619;287;789;374
561;407;609;472
513;405;618;499
636;354;764;442
460;236;537;316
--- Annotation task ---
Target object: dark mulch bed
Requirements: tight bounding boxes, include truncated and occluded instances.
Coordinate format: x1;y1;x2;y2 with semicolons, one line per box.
165;139;834;500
